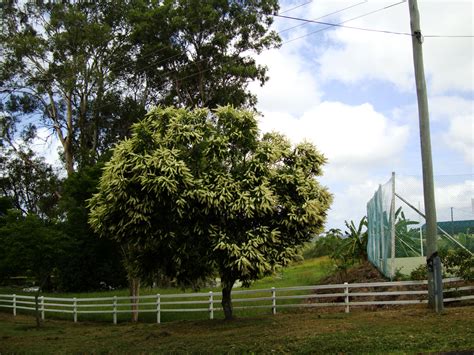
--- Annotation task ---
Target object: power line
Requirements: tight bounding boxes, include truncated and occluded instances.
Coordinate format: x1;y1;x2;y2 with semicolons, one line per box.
279;1;314;15
277;0;368;34
275;1;412;39
277;13;411;36
424;35;474;38
281;0;408;44
276;2;473;42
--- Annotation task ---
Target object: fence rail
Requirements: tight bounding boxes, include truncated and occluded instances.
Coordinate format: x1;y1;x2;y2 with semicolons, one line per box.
0;277;472;324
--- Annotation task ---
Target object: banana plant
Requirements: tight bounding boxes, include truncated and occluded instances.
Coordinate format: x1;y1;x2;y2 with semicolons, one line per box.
344;216;369;261
331;216;368;265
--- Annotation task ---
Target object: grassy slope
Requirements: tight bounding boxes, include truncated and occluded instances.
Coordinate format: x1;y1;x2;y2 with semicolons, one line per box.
1;305;473;353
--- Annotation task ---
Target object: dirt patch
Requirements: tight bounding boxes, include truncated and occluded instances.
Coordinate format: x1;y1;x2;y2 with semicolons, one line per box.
307;261;473;312
319;261;386;284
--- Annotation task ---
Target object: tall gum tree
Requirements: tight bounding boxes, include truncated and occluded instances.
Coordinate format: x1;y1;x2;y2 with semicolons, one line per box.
1;0;280;175
89;106;332;320
128;0;280;109
0;1;140;174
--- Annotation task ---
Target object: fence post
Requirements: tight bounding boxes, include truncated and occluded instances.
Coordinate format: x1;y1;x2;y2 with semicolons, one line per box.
13;294;16;316
156;294;161;324
40;296;45;320
73;297;77;323
113;296;117;325
271;287;276;315
344;282;349;313
209;291;214;320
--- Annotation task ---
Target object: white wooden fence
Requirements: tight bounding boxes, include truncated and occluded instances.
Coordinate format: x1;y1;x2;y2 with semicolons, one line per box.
0;277;472;324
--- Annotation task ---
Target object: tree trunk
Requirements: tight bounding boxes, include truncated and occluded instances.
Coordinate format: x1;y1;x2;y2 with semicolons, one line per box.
129;277;140;322
65;91;75;176
221;277;235;320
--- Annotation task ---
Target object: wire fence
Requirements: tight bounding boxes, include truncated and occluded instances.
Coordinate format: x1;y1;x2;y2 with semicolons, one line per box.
0;277;472;324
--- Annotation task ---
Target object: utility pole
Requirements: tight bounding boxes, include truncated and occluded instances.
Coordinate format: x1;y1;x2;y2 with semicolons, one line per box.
408;0;443;313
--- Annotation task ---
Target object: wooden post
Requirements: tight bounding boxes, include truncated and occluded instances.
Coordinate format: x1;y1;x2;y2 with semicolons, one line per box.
344;283;349;313
271;287;276;315
156;294;161;324
40;296;45;320
73;298;77;323
209;291;214;320
12;294;16;316
113;296;117;325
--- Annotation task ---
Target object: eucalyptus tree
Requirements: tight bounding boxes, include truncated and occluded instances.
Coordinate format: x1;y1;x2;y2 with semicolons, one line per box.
89;106;332;320
1;0;280;176
128;0;280;109
0;1;142;174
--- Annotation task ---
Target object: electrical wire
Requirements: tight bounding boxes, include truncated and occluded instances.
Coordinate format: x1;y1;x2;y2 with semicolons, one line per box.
279;0;314;15
281;0;409;44
277;13;411;36
424;35;474;38
278;0;368;34
276;0;411;45
276;1;473;43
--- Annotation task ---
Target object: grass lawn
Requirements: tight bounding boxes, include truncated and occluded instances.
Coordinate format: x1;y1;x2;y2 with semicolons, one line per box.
1;304;473;353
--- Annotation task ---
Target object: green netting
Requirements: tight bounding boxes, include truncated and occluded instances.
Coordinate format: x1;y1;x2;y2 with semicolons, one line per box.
367;175;427;278
367;173;473;279
367;177;394;277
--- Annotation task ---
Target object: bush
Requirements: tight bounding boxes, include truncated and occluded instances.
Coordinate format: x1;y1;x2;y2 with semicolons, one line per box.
302;233;344;259
442;249;474;281
410;264;427;280
409;249;473;281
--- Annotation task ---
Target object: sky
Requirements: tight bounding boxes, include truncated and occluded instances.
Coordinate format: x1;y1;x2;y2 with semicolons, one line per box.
249;0;474;229
31;0;473;231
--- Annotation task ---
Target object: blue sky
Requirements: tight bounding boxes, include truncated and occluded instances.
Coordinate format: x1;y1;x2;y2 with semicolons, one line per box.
250;0;473;228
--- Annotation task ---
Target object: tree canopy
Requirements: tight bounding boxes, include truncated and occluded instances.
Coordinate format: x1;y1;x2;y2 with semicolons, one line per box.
1;0;280;175
128;0;280;108
89;106;332;319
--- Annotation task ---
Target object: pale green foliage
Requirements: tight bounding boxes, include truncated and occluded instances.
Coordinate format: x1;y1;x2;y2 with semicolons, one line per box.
89;106;332;288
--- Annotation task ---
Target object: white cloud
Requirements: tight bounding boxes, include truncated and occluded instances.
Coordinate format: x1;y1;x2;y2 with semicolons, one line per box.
259;101;410;168
442;115;474;165
422;2;474;94
318;29;414;91
326;178;381;228
313;1;473;94
435;179;474;216
396;175;474;223
250;48;322;116
429;96;474;121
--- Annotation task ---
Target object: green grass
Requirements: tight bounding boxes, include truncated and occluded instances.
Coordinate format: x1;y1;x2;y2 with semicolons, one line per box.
251;256;334;289
1;304;473;353
0;257;335;324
